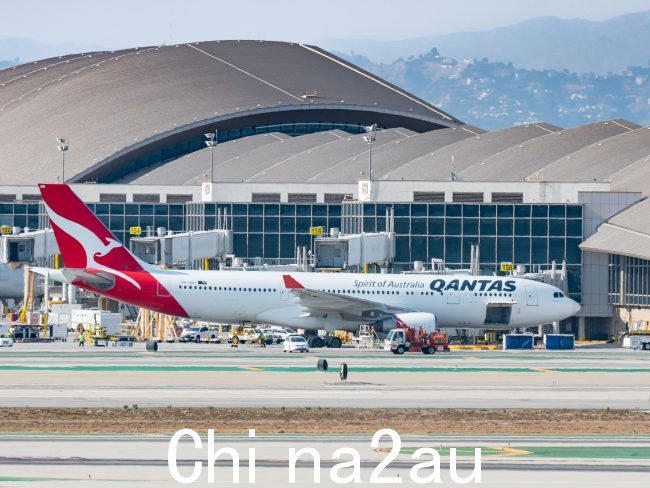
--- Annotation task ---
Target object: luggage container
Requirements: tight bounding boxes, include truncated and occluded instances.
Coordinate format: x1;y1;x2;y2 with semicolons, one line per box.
622;333;650;351
544;334;574;350
503;334;533;350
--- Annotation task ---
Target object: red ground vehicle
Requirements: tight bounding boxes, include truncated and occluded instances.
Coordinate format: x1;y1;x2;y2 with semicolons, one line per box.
384;325;450;355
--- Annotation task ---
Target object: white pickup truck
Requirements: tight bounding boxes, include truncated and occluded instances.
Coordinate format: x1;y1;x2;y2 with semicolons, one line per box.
179;326;219;343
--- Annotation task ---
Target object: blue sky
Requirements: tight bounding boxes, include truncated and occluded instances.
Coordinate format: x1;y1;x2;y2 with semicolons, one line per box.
4;0;650;47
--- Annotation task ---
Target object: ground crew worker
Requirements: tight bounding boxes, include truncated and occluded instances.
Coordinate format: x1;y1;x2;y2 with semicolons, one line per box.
78;332;85;347
259;333;266;348
231;334;239;347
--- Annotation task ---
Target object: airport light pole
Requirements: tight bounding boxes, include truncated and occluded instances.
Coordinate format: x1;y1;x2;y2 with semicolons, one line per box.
56;137;69;182
204;130;218;183
363;124;377;180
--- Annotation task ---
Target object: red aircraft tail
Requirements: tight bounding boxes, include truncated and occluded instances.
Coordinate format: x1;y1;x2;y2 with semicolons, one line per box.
38;184;188;317
39;184;145;272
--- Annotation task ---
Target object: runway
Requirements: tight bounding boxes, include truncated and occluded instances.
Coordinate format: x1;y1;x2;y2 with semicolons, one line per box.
1;433;648;487
1;343;649;409
2;344;650;486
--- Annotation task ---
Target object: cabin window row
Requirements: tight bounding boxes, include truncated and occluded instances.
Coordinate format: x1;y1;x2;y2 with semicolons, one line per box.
179;286;278;292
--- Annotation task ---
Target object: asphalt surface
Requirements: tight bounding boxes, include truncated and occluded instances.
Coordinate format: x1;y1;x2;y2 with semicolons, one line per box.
1;434;648;487
2;343;650;486
1;342;649;409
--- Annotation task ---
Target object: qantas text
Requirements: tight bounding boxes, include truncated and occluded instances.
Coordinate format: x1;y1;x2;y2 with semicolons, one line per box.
430;278;517;294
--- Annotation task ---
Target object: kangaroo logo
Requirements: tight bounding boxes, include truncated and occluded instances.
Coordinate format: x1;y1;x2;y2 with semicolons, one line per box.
44;202;142;290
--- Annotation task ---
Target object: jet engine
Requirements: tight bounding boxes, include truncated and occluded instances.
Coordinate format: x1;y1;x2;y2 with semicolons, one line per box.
394;312;436;334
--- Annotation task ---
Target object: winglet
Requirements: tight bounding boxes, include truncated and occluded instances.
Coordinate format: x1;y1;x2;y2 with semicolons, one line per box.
283;274;304;289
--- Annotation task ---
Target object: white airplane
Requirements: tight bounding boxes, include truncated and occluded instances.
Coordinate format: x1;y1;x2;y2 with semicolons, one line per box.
38;184;580;339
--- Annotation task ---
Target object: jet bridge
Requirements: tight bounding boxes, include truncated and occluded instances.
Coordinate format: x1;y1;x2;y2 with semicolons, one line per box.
314;231;395;271
0;228;59;267
0;228;64;303
129;228;233;270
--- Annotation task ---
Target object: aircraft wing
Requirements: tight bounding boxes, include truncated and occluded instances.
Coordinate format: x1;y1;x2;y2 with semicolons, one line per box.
282;274;413;319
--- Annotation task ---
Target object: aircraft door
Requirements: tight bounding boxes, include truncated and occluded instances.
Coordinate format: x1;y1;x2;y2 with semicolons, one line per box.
281;289;291;301
525;286;538;306
447;290;460;304
156;281;170;297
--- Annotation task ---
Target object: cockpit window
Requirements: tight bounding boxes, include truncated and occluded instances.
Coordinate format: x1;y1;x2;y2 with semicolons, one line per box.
553;292;565;298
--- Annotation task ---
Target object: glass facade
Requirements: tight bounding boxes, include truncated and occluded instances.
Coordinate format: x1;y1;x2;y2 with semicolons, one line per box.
0;201;583;300
0;202;41;229
609;255;650;307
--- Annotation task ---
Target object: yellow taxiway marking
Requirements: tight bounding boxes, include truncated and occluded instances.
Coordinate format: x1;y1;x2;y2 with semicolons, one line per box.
488;446;533;457
381;446;533;457
241;366;262;371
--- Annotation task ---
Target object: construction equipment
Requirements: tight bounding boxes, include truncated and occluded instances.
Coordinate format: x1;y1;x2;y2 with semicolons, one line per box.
17;266;36;324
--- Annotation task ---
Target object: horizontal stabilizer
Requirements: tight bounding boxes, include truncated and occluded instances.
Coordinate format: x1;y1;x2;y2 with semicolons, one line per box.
62;268;116;291
29;267;68;283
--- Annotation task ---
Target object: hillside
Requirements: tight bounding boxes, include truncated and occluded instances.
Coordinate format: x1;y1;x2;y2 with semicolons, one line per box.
343;49;650;130
323;11;650;74
0;38;100;64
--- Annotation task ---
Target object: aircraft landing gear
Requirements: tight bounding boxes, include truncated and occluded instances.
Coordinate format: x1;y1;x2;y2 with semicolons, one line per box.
325;336;342;349
305;333;342;348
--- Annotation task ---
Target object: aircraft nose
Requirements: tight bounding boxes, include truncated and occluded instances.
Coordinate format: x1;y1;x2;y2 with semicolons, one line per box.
568;298;580;315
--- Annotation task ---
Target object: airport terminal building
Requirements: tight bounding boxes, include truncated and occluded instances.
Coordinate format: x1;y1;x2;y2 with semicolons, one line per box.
1;41;649;339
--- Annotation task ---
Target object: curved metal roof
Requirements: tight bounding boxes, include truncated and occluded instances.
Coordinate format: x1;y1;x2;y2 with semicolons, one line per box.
531;126;650;182
380;123;558;181
359;126;486;182
204;129;352;183
3;42;649;190
458;120;640;181
580;198;650;260
251;128;416;183
125;132;291;185
610;154;650;193
115;121;650;186
608;197;650;234
0;41;462;185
